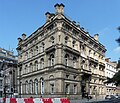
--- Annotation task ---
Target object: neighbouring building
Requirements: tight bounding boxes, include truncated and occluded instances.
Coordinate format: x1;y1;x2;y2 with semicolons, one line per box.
0;47;17;97
0;60;4;97
17;4;107;99
105;58;117;95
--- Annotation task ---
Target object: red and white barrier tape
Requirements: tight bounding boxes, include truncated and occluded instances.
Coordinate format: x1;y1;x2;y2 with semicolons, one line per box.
0;98;70;103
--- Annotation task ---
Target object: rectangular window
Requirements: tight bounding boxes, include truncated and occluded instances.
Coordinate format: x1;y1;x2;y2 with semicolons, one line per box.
50;84;54;94
65;84;69;94
0;80;2;89
73;84;77;94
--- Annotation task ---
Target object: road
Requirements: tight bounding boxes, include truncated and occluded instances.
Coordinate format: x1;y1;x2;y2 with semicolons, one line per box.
70;98;120;103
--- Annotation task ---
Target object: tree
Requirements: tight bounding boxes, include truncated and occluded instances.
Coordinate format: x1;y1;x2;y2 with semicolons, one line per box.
117;26;120;45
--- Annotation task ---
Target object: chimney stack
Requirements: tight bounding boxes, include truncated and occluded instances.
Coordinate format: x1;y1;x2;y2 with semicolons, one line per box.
105;58;111;62
22;33;26;40
94;34;99;41
17;37;22;45
54;3;65;14
45;12;51;22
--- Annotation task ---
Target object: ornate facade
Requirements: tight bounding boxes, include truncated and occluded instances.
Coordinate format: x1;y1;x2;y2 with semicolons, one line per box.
17;4;106;99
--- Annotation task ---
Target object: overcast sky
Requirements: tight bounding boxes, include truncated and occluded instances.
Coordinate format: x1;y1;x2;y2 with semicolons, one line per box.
0;0;120;61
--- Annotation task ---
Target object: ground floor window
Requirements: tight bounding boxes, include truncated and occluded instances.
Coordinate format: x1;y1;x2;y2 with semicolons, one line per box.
65;84;69;94
40;78;44;94
50;83;54;94
0;91;2;97
35;79;38;94
73;84;77;94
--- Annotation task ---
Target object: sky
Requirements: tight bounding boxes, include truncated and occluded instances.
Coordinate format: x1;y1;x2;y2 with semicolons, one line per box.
0;0;120;61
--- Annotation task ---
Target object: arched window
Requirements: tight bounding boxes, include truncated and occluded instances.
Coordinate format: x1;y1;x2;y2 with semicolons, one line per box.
49;75;54;94
73;57;77;68
65;84;69;94
26;52;28;60
30;49;33;58
35;46;38;55
50;36;54;45
73;84;77;94
64;54;69;66
34;61;38;71
49;54;54;66
41;42;45;52
20;81;22;94
29;80;33;94
24;65;27;74
40;58;44;69
40;78;44;94
25;80;29;94
30;63;33;72
34;79;38;94
65;36;69;45
72;40;76;47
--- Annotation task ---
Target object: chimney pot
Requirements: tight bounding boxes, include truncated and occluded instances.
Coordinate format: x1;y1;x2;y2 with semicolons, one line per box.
94;34;99;41
45;12;51;22
22;33;26;40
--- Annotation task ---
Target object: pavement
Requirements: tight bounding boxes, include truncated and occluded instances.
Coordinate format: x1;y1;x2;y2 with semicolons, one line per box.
70;98;103;103
70;98;120;103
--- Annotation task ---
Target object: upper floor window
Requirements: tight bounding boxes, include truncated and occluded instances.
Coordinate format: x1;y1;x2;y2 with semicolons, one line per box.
64;54;69;66
30;63;33;72
24;65;27;74
65;36;69;45
34;61;38;71
30;49;33;58
73;57;77;68
35;46;38;55
89;50;91;55
26;52;28;59
41;42;45;52
72;40;76;47
50;36;55;45
49;54;55;66
40;58;44;69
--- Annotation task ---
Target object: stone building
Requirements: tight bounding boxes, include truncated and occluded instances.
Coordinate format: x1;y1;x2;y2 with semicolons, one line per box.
17;4;106;99
0;47;17;97
105;58;117;95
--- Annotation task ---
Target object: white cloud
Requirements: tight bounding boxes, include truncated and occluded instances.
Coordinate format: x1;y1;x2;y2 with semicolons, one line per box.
114;47;120;53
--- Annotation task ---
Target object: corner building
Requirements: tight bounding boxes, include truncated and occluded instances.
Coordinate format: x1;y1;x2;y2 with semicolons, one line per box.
17;4;106;99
